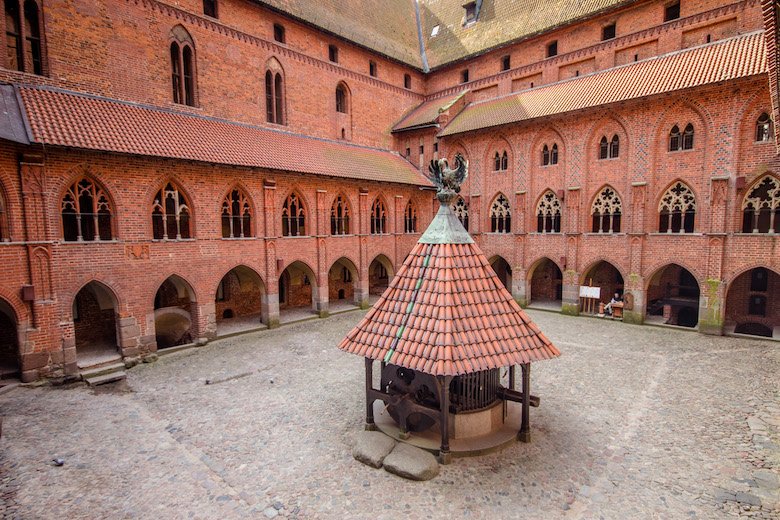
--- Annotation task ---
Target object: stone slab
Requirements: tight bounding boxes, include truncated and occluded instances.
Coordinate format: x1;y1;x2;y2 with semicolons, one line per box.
382;442;439;481
352;431;396;469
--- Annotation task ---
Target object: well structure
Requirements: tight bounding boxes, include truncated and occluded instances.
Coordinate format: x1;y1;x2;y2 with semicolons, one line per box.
338;155;560;463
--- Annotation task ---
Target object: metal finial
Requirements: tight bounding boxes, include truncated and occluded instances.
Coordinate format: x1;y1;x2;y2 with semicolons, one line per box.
426;153;468;205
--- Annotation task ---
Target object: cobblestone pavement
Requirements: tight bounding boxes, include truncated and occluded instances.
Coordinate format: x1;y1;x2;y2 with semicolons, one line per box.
1;310;779;519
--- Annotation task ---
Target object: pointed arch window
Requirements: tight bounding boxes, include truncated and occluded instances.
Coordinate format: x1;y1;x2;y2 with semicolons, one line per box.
756;113;773;142
61;178;113;242
452;196;469;231
599;136;609;159
221;188;252;238
591;187;622;233
490;194;511;233
370;198;387;234
152;182;191;240
659;182;695;233
551;143;559;164
494;150;508;171
537;191;562;233
599;135;620;159
742;175;780;233
170;27;196;106
336;84;348;114
330;194;350;235
265;70;285;124
5;0;22;71
23;0;42;74
281;192;306;237
0;189;6;241
670;124;694;151
542;144;550;166
404;200;417;233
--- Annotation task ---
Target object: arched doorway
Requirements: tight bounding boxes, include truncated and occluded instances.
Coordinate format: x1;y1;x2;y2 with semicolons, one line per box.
581;261;624;315
725;267;779;338
329;257;360;311
73;281;120;366
215;266;266;336
646;264;700;328
154;275;196;349
0;299;19;380
278;261;317;323
369;255;394;298
529;258;563;309
489;256;512;291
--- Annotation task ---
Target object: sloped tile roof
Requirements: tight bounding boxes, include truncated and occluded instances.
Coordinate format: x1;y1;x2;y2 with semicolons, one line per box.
338;206;559;376
440;32;767;136
392;90;467;132
420;0;630;69
16;86;429;186
253;0;423;68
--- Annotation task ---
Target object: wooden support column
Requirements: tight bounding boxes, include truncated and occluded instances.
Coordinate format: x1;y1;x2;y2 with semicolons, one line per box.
364;357;376;431
519;363;531;443
438;375;452;464
509;365;516;389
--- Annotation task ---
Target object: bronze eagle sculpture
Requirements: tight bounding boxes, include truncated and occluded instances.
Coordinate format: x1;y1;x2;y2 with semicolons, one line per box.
426;153;468;196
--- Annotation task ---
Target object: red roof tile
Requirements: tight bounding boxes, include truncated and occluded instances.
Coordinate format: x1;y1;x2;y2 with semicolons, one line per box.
440;32;767;136
338;206;559;376
17;86;430;186
392;90;467;132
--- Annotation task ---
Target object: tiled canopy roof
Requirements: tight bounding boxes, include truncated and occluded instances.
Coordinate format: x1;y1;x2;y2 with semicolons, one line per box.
338;206;559;376
392;91;467;132
440;32;767;136
16;86;429;186
420;0;630;69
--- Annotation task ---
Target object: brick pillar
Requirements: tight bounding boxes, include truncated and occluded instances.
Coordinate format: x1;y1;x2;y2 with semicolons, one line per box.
470;194;480;235
561;236;579;315
700;236;727;335
263;181;280;327
512;235;526;304
623;235;645;325
358;189;370;306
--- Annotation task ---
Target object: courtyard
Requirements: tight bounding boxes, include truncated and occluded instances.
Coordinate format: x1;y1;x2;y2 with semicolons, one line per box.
0;309;778;519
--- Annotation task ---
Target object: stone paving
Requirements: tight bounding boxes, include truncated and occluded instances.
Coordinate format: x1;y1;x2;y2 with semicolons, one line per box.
1;310;779;519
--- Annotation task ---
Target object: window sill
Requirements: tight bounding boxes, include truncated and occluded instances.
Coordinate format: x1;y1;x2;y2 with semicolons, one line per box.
281;235;311;239
732;232;778;237
528;232;562;235
583;232;626;236
152;238;196;242
221;236;257;240
60;239;119;244
648;232;702;236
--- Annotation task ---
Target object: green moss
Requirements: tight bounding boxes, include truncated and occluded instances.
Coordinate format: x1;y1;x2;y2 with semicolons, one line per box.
622;311;644;325
561;303;579;316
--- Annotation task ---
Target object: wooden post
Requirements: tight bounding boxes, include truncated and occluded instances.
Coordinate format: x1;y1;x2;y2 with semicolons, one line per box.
518;363;531;442
439;375;452;464
509;365;516;389
364;358;376;431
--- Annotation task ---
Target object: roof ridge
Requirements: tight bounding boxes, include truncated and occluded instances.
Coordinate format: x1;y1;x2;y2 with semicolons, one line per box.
465;30;765;111
13;83;406;156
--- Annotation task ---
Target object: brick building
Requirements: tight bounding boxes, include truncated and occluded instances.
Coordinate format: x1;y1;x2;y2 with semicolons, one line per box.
0;0;778;382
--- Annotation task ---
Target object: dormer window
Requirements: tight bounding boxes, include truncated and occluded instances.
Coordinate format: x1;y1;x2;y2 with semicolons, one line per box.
461;69;469;83
463;1;478;25
501;55;511;71
664;2;680;22
547;40;558;58
203;0;217;18
602;23;616;41
369;61;377;77
273;24;286;44
328;44;338;63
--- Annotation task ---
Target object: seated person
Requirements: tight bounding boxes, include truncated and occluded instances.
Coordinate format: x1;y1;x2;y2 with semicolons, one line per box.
604;292;622;316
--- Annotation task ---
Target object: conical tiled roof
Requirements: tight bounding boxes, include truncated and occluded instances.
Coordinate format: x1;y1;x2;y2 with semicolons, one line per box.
338;202;560;376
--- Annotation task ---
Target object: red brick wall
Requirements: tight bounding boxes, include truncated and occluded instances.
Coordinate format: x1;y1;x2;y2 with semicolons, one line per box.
725;268;780;331
73;287;116;348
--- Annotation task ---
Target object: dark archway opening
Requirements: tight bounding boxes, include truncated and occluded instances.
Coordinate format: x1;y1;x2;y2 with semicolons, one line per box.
646;264;700;328
490;256;512;292
74;282;119;366
529;258;562;309
278;261;317;323
581;261;624;315
328;258;359;310
726;267;779;338
369;255;393;297
215;266;266;336
0;300;20;380
154;276;195;349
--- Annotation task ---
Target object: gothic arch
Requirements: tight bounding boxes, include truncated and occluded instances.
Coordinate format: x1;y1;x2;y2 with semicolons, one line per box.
221;184;256;238
530;126;567;165
586;116;629;160
151;272;199;306
653;99;711;151
656;179;697;233
150;179;195;239
213;264;267;297
579;258;627;286
484;135;514;171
